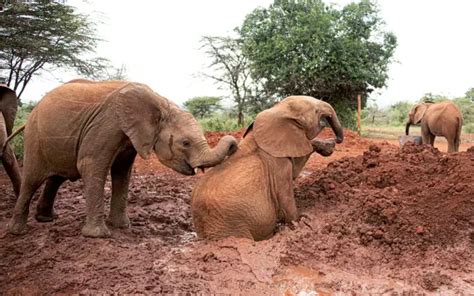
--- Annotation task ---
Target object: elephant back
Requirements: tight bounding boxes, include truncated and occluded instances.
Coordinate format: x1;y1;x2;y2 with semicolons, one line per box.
0;84;18;135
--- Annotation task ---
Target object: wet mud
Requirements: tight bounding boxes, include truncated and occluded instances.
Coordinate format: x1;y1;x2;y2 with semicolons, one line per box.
0;130;473;294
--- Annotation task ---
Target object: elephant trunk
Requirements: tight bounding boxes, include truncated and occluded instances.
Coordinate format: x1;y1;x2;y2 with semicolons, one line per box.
405;121;411;135
317;101;344;143
191;135;238;169
326;114;344;144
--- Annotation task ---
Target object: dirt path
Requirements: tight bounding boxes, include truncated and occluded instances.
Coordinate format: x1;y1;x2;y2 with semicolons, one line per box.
0;130;473;294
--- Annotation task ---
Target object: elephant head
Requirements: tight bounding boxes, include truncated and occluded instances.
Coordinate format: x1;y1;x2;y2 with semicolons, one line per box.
252;96;344;158
114;83;238;175
0;85;18;154
405;102;431;135
0;84;21;197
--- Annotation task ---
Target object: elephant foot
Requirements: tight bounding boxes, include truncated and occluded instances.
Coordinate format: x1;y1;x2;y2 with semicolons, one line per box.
81;222;111;238
35;210;58;223
107;214;130;228
7;217;28;235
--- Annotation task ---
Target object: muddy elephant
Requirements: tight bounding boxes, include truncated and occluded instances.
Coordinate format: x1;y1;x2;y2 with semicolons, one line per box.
192;96;344;241
8;80;238;238
405;101;463;152
0;84;21;197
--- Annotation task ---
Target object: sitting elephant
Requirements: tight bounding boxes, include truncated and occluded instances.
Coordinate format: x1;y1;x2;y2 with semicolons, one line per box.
8;80;238;238
405;101;463;152
192;96;343;241
0;84;21;197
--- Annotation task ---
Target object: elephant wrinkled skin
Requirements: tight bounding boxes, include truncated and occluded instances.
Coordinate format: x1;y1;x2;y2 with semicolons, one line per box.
0;84;21;197
8;80;237;238
192;96;344;241
405;101;463;152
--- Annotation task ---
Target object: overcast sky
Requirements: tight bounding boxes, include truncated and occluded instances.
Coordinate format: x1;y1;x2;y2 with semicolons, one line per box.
23;0;474;108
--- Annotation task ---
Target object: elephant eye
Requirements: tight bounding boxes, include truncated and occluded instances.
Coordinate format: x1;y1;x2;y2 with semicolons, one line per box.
182;139;191;148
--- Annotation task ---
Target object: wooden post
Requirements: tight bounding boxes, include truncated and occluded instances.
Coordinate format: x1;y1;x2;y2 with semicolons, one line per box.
357;94;361;136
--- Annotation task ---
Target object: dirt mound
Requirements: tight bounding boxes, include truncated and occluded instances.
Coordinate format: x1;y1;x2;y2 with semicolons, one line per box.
287;142;473;291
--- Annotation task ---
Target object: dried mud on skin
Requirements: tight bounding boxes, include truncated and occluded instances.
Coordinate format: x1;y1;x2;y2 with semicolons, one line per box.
0;133;473;294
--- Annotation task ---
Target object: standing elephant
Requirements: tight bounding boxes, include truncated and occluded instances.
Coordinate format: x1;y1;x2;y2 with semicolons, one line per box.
192;96;344;241
0;84;21;197
8;80;238;238
405;101;463;152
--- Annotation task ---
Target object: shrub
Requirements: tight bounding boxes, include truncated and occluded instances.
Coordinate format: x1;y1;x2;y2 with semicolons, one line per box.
464;123;474;134
198;113;254;132
10;102;37;160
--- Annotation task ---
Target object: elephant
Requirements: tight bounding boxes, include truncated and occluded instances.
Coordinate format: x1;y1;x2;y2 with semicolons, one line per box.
191;96;344;241
0;84;21;197
7;80;238;238
405;101;463;152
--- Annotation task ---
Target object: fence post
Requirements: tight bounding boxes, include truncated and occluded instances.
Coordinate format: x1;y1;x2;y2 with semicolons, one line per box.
357;94;361;136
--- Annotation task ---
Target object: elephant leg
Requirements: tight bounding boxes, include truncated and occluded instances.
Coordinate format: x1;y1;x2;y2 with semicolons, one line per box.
80;169;110;238
35;176;66;222
8;172;46;234
107;149;136;228
429;134;435;146
1;144;21;198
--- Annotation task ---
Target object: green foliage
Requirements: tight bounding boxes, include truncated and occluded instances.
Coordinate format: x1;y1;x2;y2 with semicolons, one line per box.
240;0;397;127
464;123;474;133
10;101;37;159
464;87;474;102
198;112;254;132
387;101;412;126
183;96;222;119
419;93;449;103
0;1;111;101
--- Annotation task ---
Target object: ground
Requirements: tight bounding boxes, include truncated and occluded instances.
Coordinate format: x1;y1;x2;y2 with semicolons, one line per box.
0;129;473;295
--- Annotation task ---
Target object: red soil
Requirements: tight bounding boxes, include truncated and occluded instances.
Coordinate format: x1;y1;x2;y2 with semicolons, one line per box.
0;129;473;294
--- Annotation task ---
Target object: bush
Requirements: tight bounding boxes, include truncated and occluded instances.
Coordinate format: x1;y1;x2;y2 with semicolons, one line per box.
198;113;254;132
10;102;36;160
464;123;474;134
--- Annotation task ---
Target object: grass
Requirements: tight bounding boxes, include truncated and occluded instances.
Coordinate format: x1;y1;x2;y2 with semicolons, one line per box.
361;124;421;140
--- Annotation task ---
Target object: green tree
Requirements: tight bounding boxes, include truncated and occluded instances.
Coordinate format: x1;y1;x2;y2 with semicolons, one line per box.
387;101;412;125
464;87;474;102
419;93;448;103
240;0;397;128
0;0;111;101
183;96;222;119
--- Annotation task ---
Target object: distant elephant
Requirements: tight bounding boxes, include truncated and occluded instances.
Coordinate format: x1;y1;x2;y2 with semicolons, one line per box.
0;84;21;197
192;96;344;241
8;80;238;238
405;101;463;152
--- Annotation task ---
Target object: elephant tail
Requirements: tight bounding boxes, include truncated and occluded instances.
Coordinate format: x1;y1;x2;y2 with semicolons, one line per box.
3;124;25;148
455;116;462;150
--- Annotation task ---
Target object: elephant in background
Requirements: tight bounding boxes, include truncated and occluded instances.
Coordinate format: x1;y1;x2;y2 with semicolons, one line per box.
192;96;344;241
0;84;21;197
8;80;238;238
406;101;463;152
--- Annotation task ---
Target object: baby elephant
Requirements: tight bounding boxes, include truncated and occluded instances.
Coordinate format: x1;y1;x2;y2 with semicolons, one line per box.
8;80;237;238
192;96;344;241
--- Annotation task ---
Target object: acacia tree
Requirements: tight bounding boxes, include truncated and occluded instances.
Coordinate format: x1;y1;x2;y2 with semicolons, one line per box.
183;96;222;119
0;0;111;101
240;0;397;128
200;35;271;126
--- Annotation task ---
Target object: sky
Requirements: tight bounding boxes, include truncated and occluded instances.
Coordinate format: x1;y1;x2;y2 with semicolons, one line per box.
22;0;474;108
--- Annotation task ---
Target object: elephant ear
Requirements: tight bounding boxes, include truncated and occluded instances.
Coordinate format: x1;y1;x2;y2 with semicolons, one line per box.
253;108;313;158
414;104;429;124
0;85;18;135
113;83;162;159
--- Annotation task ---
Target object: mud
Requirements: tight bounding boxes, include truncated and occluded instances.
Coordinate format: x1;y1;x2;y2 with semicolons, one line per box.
0;130;473;294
